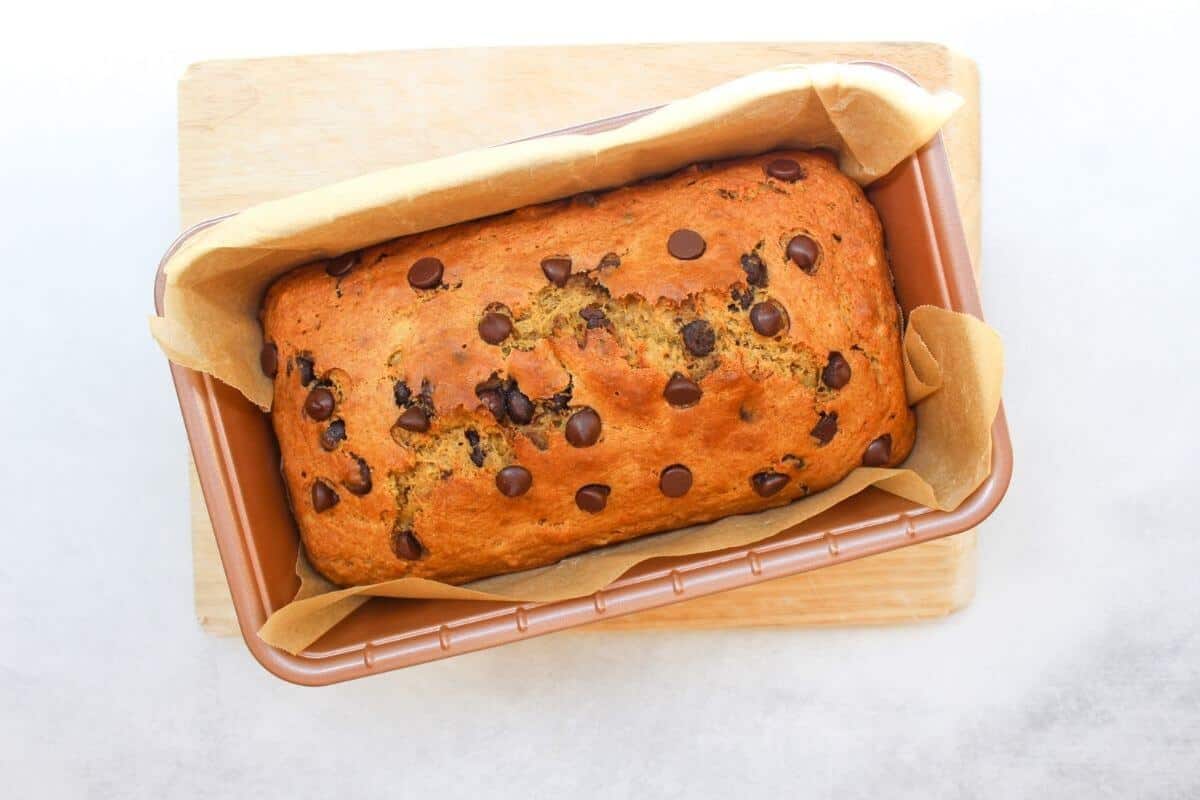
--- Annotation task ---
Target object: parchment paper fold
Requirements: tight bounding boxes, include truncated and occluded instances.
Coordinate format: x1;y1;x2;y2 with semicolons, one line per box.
150;63;962;410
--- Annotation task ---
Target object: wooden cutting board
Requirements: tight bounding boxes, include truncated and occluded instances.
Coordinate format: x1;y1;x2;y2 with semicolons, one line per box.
180;42;981;635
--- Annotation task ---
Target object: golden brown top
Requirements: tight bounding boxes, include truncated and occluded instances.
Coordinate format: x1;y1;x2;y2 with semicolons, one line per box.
261;150;915;586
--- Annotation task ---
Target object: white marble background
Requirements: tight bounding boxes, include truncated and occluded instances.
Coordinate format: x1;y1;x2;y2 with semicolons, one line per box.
2;1;1197;797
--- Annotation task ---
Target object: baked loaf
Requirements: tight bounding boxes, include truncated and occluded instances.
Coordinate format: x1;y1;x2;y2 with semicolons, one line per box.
260;150;916;586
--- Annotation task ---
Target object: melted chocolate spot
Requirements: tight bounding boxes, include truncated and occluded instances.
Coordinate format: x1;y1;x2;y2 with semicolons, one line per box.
391;527;424;560
659;465;693;498
465;429;486;467
319;419;346;451
863;435;893;467
822;352;852;389
325;253;358;277
810;412;838;445
681;320;716;356
579;305;608;330
764;158;806;182
478;312;513;345
496;466;533;497
311;480;338;512
541;257;572;287
393;380;412;407
575;484;611;513
506;388;535;425
740;252;768;287
304;387;335;421
408;257;444;289
565;408;602;447
749;300;789;337
663;373;702;408
787;235;820;273
751;471;790;497
396;406;431;433
667;229;706;260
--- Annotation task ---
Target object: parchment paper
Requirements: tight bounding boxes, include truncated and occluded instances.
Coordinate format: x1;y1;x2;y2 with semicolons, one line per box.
259;306;1004;654
149;63;962;410
145;62;993;654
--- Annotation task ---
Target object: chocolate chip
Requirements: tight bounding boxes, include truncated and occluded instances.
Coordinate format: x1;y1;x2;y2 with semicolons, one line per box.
465;429;486;467
296;355;316;387
478;312;513;345
576;192;599;208
579;304;608;329
681;320;715;356
393;380;412;407
565;408;601;447
496;465;532;497
475;374;503;392
863;434;893;467
598;252;621;269
810;412;838;445
391;527;424;560
749;300;789;337
537;377;574;413
475;376;508;420
740;252;768;287
541;257;572;287
730;286;754;311
408;257;444;289
764;158;806;182
343;455;372;496
396;406;430;433
325;253;358;277
311;480;339;512
787;235;820;273
751;471;790;497
822;351;852;389
663;373;702;408
659;464;693;497
477;388;506;422
260;341;278;378
319;419;346;451
506;389;534;424
304;387;335;421
667;228;706;260
575;484;611;513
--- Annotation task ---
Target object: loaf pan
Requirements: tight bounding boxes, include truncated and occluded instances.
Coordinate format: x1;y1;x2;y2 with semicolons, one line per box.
156;63;1012;685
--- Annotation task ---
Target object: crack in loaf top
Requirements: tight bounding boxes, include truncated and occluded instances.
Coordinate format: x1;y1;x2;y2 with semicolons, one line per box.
260;149;914;586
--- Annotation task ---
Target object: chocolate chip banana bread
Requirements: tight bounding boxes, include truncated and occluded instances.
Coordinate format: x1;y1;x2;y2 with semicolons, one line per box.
260;150;916;586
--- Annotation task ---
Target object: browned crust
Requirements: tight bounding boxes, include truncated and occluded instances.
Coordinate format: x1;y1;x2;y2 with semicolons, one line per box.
261;151;915;586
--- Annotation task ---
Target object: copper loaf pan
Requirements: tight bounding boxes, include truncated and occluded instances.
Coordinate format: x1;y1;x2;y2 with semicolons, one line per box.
156;63;1012;685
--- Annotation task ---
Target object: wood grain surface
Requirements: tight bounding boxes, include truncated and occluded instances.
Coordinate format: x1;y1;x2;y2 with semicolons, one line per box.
178;42;981;635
